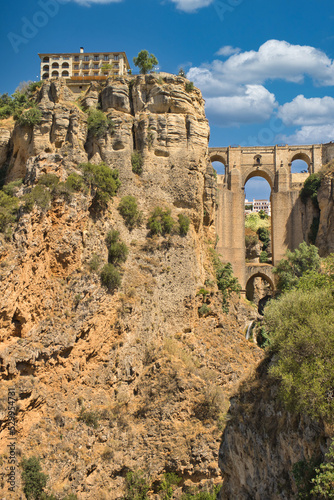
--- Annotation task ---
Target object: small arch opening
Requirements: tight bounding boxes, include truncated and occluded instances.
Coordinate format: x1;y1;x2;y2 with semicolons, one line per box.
43;65;49;71
212;161;226;176
62;62;69;68
43;56;49;62
42;73;49;80
244;176;271;264
62;70;69;77
291;159;309;174
51;71;59;77
52;62;59;69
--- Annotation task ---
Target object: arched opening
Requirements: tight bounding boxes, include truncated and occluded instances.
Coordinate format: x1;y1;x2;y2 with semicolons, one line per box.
43;65;49;71
52;62;59;68
290;153;311;174
51;71;59;77
244;174;272;265
43;57;49;62
246;273;274;303
62;62;69;68
42;73;49;80
62;70;69;77
210;154;227;177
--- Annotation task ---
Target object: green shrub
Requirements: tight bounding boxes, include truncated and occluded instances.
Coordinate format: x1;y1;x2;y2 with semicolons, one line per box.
245;212;270;232
106;230;128;265
80;162;120;209
159;472;181;499
245;234;258;247
0;190;19;232
311;439;334;498
21;456;48;500
211;250;241;313
131;152;143;175
77;408;99;428
100;263;121;291
147;207;175;235
38;174;59;188
185;81;194;92
88;253;102;272
300;173;322;208
87;109;115;137
257;226;270;250
178;213;190;236
16;106;42;127
259;251;268;263
125;470;150;500
292;457;320;500
2;179;23;196
198;304;210;316
24;185;51;212
65;173;86;192
118;195;142;229
264;287;334;421
51;182;72;203
273;241;320;291
181;485;222;499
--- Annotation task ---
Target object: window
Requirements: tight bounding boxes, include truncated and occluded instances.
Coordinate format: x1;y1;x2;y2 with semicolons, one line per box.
74;56;79;61
84;64;89;69
63;57;69;60
84;56;89;61
114;55;119;61
94;72;98;76
74;72;79;76
94;64;99;69
114;63;119;68
74;65;79;70
94;56;99;61
103;55;109;61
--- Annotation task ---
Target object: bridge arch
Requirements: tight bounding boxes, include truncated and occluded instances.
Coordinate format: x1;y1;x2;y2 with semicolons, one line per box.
246;272;275;292
290;152;311;167
243;168;274;189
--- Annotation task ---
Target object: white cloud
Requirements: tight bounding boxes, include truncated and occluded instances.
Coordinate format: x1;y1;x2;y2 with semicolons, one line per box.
216;45;240;57
70;0;122;5
279;125;334;145
278;95;334;126
168;0;213;12
205;85;277;127
189;40;334;90
187;40;334;129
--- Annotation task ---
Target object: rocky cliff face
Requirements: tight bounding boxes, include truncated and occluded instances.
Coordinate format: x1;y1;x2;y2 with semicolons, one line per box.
218;362;331;500
0;76;262;499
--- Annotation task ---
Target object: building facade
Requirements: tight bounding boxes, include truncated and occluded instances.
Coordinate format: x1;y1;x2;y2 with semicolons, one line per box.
38;47;130;81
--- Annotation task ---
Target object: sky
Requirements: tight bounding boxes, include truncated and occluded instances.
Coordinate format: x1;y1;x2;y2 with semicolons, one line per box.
1;0;334;200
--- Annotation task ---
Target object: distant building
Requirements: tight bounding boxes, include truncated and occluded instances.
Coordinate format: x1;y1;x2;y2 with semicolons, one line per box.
245;198;271;216
38;47;130;82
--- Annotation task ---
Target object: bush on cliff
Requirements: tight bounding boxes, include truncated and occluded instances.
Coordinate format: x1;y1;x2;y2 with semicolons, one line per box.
147;207;175;235
100;263;121;291
131;152;143;175
210;250;241;313
118;195;143;229
106;230;129;265
16;105;42;127
87;109;115;137
21;456;48;500
300;173;322;209
80;162;121;210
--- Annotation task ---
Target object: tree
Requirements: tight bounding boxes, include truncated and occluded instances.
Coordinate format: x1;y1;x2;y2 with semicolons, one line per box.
21;456;48;499
133;50;158;74
273;241;320;291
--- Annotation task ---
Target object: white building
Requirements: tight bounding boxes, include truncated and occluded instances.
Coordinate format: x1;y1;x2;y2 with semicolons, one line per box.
252;199;271;216
38;47;130;81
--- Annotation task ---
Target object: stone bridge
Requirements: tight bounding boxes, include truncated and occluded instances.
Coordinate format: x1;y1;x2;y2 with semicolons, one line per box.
211;143;334;292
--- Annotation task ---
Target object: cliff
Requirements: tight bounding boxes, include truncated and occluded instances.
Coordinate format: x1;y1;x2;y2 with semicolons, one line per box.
0;76;262;498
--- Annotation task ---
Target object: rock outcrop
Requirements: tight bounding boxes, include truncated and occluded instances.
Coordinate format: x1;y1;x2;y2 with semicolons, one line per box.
0;76;262;499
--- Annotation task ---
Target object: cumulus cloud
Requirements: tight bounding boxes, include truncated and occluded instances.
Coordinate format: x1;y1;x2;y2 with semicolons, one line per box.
216;45;241;57
70;0;122;5
279;125;334;145
168;0;213;12
278;95;334;126
187;40;334;129
190;40;334;89
205;85;277;127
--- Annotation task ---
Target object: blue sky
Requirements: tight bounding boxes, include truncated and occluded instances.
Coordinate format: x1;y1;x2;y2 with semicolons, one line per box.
1;0;334;199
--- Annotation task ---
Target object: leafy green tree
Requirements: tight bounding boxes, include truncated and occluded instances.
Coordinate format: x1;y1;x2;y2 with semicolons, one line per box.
311;439;334;498
273;241;320;291
133;50;158;74
257;226;270;250
211;250;241;313
16;106;42;127
87;109;115;137
80;162;120;210
264;287;334;421
131;152;144;175
21;456;48;499
159;473;181;499
106;230;128;264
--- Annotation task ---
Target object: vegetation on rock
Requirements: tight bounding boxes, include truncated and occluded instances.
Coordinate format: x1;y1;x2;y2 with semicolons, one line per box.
118;195;143;229
133;50;158;74
210;250;241;313
87;109;115;137
300;173;322;209
147;207;175;235
131;151;144;175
